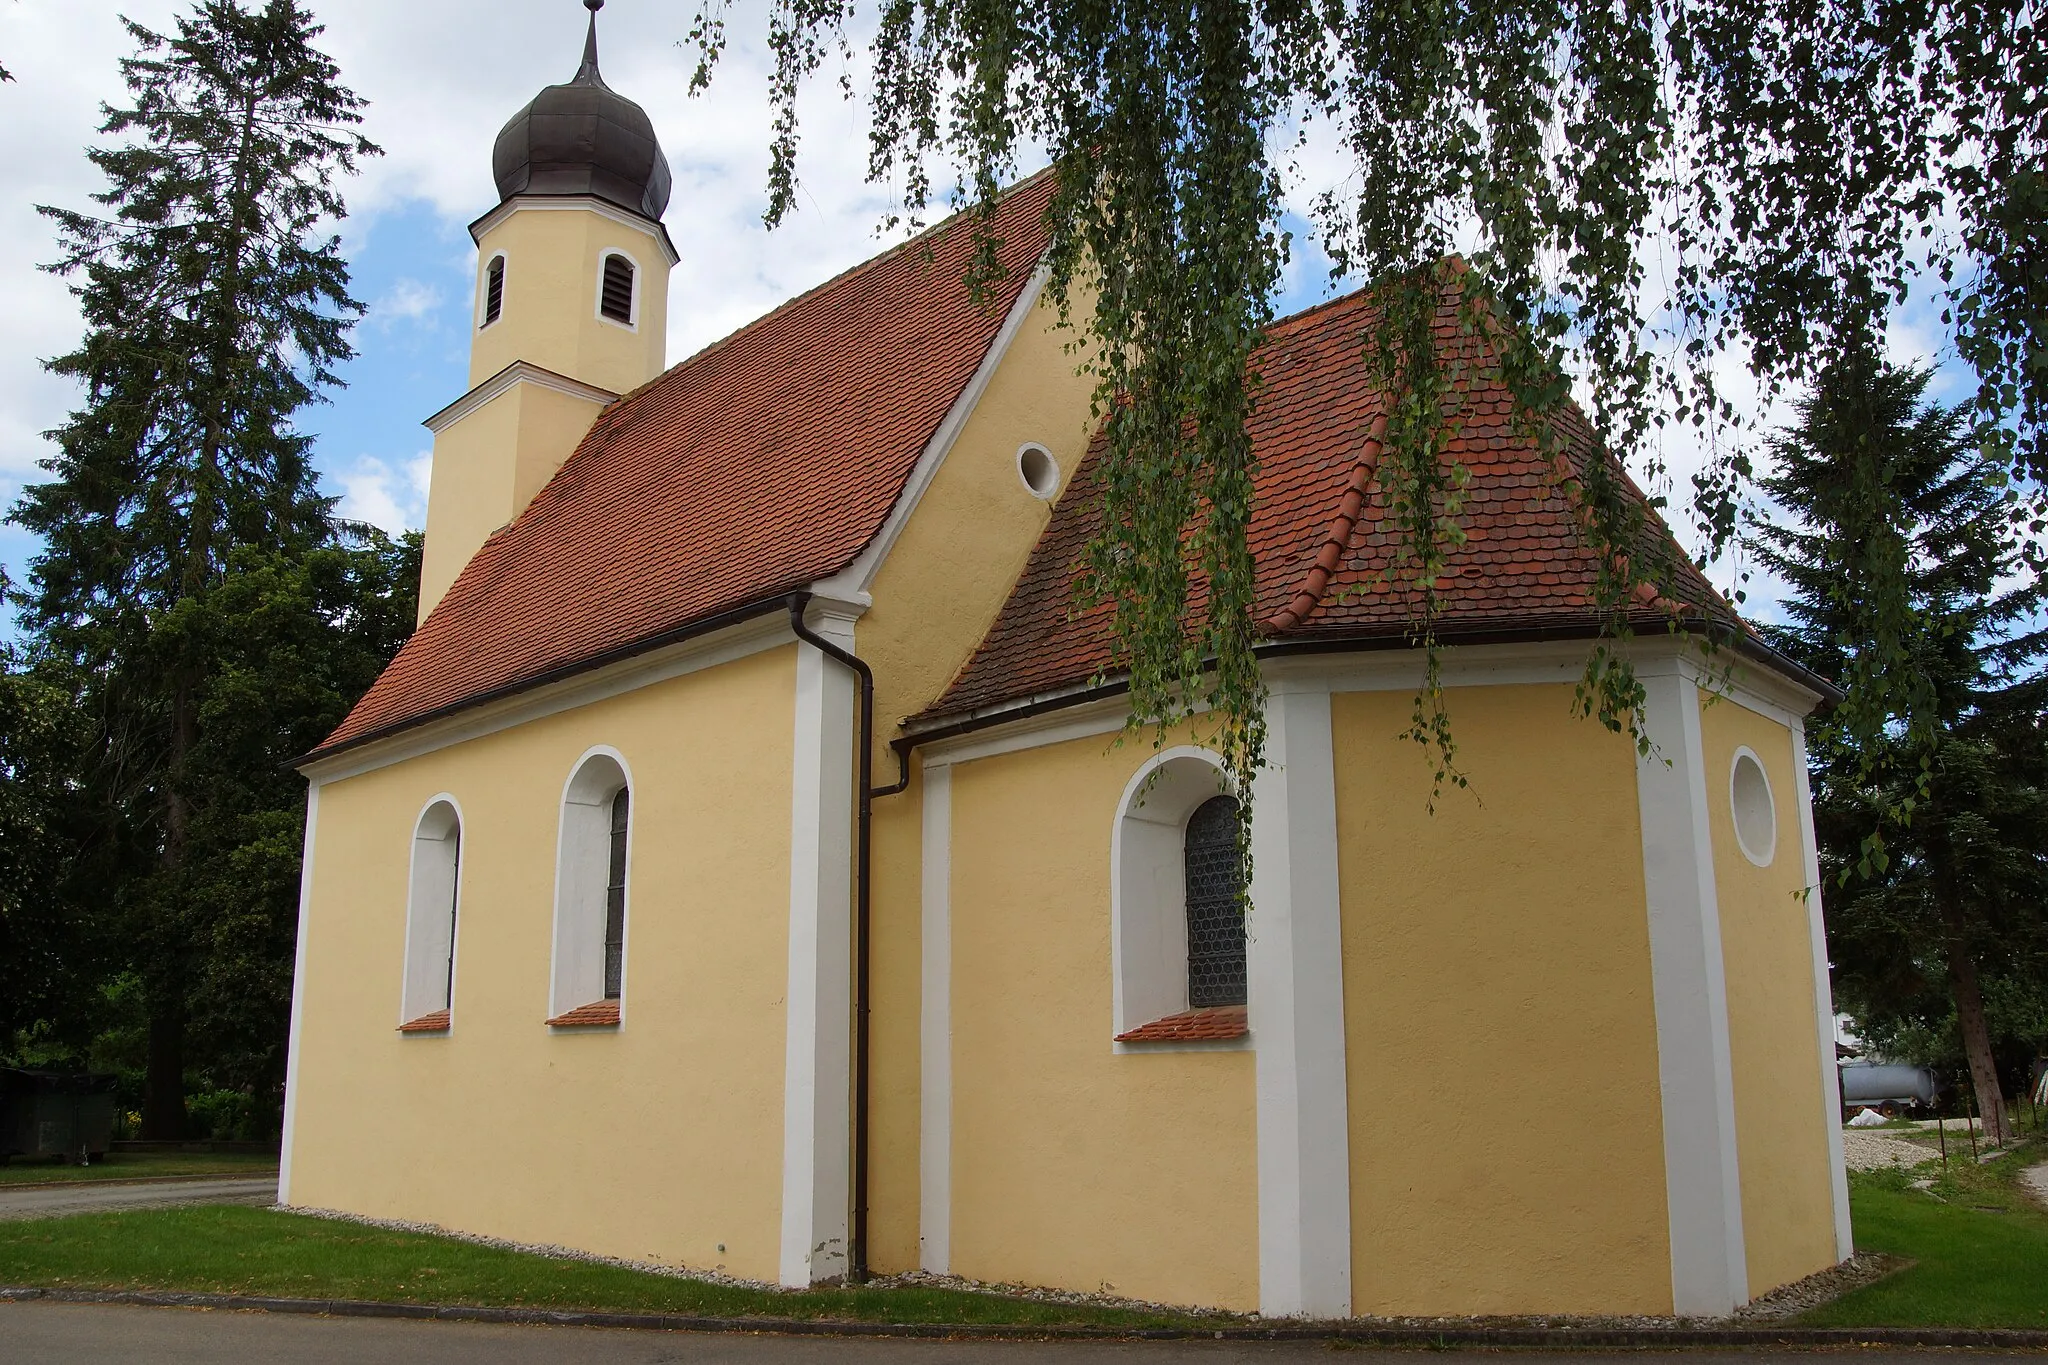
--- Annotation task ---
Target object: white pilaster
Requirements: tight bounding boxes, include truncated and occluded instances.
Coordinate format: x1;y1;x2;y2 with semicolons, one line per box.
918;760;954;1274
278;781;321;1207
1791;720;1853;1262
780;604;858;1287
1246;681;1353;1319
1635;666;1749;1314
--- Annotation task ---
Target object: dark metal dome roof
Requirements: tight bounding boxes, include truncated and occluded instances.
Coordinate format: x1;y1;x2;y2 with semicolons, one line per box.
491;1;672;223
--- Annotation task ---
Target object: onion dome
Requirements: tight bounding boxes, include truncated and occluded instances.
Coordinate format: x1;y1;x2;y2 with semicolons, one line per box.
491;0;672;223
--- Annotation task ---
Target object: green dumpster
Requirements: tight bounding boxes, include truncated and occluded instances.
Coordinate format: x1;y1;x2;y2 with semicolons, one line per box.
0;1070;118;1164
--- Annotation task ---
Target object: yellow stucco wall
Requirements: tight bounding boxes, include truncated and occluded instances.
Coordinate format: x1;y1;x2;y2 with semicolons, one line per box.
470;206;669;393
288;645;796;1282
1697;692;1838;1296
1332;685;1673;1315
856;289;1099;1273
418;381;611;620
945;731;1261;1310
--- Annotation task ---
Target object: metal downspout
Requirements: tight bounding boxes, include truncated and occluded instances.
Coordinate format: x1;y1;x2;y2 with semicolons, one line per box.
784;593;910;1283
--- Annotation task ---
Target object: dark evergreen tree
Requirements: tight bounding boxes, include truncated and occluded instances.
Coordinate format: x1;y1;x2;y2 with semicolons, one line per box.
1752;352;2048;1143
7;0;378;1136
0;597;95;1053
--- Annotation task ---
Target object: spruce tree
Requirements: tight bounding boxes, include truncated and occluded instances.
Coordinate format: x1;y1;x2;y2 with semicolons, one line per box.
8;0;377;1136
1752;352;2048;1143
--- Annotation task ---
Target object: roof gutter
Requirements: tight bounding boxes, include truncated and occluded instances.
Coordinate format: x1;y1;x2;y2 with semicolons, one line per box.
895;617;1841;757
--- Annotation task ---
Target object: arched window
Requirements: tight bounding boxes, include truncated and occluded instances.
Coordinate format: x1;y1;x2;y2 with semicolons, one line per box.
549;750;633;1027
599;252;636;324
1109;748;1251;1045
1183;795;1247;1007
400;799;462;1032
481;254;506;327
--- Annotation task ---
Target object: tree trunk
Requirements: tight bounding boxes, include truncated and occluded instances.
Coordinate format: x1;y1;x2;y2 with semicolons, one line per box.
140;998;186;1141
140;679;198;1142
1929;837;2015;1144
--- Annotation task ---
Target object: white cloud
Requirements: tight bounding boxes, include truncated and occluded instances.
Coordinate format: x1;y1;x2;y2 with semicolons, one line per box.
335;451;432;536
370;278;443;329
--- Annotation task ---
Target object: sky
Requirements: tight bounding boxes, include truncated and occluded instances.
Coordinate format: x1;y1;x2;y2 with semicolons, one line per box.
0;0;1975;633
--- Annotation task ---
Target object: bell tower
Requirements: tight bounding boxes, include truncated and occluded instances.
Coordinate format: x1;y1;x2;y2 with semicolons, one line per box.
417;0;677;621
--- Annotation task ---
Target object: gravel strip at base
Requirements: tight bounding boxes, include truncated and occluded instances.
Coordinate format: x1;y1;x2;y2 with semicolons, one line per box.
281;1204;775;1295
5;1284;2048;1349
279;1205;1910;1336
1731;1254;1910;1320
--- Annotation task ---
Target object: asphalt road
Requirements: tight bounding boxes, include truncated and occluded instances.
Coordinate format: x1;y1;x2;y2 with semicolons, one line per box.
0;1177;277;1221
4;1303;2042;1365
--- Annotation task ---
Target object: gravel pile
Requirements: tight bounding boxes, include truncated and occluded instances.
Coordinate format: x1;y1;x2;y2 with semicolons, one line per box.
1842;1130;1940;1171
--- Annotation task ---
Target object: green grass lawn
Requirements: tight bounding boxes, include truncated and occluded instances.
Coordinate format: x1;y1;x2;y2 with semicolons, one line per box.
1799;1141;2048;1329
0;1152;279;1186
0;1204;1203;1328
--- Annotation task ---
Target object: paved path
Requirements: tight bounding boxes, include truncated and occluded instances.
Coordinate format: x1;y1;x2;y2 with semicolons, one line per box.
0;1302;2028;1365
2023;1160;2048;1210
0;1177;276;1221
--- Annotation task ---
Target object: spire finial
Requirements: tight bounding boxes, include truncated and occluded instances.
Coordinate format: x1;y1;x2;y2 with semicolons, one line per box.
576;0;604;82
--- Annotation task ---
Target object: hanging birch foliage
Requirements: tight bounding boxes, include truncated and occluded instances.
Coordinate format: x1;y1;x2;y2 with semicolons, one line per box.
685;0;2045;809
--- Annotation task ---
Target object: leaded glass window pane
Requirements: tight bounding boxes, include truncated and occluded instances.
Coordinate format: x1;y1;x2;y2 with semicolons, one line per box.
1184;795;1247;1008
603;787;629;999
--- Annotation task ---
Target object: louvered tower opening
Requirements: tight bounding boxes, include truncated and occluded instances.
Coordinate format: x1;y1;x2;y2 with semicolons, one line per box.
600;254;636;323
482;255;504;326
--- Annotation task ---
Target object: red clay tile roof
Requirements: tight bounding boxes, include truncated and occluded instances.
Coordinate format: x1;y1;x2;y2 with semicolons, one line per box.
545;1000;621;1028
310;173;1059;761
1115;1004;1249;1043
921;285;1739;724
397;1010;451;1033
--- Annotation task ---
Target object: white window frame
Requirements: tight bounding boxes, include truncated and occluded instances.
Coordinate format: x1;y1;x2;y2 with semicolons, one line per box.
399;795;465;1028
478;251;509;329
549;746;636;1020
1109;745;1244;1047
1015;441;1061;500
594;248;641;331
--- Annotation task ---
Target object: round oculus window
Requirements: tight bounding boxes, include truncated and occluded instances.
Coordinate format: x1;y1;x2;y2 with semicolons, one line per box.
1729;748;1777;867
1017;442;1059;499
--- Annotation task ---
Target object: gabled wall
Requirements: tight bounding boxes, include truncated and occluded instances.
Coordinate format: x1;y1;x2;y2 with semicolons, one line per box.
852;284;1100;1271
285;644;796;1281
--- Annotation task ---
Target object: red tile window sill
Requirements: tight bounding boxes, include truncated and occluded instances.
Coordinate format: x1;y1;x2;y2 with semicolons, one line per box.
398;1010;451;1034
1115;1004;1248;1044
545;1000;621;1028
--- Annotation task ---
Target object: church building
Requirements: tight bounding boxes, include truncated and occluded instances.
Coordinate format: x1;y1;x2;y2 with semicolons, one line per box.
281;4;1853;1319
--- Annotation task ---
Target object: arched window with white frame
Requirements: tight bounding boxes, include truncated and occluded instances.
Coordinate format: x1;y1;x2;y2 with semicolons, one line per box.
400;798;463;1033
1110;749;1251;1045
548;749;634;1027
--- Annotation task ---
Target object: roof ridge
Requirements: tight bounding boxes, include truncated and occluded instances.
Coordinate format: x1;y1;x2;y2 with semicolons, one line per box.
1266;411;1388;632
